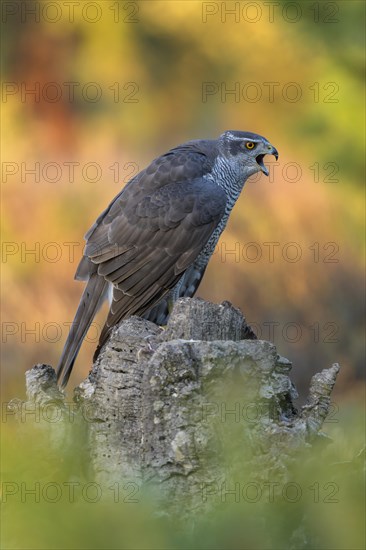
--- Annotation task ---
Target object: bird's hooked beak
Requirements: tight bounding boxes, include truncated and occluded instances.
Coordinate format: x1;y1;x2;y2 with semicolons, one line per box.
256;144;279;176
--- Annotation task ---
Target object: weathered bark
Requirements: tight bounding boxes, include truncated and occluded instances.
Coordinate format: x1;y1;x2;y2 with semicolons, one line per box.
21;298;340;517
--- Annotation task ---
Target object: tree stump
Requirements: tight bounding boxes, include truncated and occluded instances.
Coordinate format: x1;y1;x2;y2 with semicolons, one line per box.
22;298;339;517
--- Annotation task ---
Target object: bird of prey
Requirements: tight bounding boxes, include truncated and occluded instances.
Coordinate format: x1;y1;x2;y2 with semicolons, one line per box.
57;130;278;387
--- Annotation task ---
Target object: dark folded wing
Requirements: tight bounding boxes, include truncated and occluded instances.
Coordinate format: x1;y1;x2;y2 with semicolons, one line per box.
78;143;226;346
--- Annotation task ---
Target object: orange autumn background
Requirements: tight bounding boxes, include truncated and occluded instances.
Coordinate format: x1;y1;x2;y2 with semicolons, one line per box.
2;1;364;401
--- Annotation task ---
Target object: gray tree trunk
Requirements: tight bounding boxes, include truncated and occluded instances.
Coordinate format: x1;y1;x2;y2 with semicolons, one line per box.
22;298;339;518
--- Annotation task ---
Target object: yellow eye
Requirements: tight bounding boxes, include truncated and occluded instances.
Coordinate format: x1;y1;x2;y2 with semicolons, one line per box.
245;141;255;150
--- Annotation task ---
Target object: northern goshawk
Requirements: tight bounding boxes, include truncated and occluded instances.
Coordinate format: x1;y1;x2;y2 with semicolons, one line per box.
57;130;278;387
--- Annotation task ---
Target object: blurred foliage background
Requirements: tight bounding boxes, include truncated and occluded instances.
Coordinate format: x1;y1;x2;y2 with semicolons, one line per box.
1;0;365;548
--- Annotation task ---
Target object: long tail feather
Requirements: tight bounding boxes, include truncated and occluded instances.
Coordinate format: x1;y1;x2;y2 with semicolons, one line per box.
57;273;108;388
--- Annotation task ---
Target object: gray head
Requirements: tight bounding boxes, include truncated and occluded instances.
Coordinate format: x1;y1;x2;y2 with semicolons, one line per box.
218;130;279;177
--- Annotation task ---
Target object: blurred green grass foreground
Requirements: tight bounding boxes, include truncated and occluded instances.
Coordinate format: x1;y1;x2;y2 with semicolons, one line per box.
1;396;365;550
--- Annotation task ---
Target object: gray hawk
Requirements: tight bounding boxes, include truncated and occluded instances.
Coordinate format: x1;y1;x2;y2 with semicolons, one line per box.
57;130;278;387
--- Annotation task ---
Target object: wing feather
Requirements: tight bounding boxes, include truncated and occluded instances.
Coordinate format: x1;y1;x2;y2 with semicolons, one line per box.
78;142;226;350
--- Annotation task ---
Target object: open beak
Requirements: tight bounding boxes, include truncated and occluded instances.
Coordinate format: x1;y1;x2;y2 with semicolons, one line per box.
256;145;279;176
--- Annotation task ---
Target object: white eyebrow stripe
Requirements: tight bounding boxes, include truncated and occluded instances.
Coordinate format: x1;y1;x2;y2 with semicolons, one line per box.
226;133;259;142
